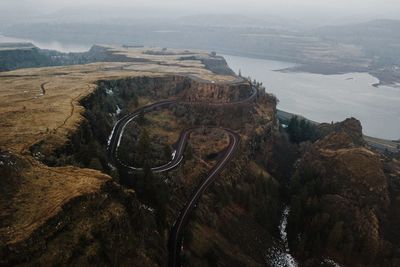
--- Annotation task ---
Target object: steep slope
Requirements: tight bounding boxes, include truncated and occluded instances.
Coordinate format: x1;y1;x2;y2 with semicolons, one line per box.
287;118;400;266
0;46;282;266
0;46;243;266
0;150;163;266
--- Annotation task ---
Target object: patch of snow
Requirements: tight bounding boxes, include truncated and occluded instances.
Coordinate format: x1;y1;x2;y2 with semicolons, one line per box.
107;124;117;147
0;153;16;166
105;88;114;95
107;163;116;170
171;150;176;160
140;204;155;213
322;258;342;267
116;105;122;115
34;152;43;159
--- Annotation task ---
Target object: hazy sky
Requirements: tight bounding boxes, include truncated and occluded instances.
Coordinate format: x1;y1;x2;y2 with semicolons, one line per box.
1;0;400;25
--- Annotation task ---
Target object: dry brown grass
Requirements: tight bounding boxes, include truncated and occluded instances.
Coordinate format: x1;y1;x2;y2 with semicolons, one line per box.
0;46;236;154
175;128;231;188
146;111;183;145
190;128;230;160
0;154;111;245
0;46;234;153
0;46;238;248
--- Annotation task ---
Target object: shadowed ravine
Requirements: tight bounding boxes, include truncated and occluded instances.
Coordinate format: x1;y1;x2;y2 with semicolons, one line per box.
106;84;257;266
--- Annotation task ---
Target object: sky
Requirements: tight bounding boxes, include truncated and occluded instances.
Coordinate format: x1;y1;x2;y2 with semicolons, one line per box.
1;0;400;25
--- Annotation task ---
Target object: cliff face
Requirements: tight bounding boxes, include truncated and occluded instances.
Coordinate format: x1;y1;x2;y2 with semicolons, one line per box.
5;45;398;266
180;80;251;103
157;83;282;266
30;75;191;170
181;148;282;266
0;47;279;266
287;118;400;266
0;150;164;266
316;118;366;149
1;74;189;265
5;73;281;266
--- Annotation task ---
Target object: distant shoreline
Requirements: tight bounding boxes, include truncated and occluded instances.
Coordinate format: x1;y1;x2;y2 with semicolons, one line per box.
221;50;400;88
277;109;399;153
1;35;399;87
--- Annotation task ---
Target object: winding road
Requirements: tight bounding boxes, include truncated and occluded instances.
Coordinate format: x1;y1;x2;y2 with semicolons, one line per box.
106;83;258;267
107;100;180;173
167;128;240;267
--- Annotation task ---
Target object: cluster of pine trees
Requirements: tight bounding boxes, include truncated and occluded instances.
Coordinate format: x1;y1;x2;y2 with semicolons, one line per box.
286;158;383;264
286;116;317;144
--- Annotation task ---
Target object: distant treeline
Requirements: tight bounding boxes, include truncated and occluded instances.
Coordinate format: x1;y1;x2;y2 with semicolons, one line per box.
0;44;145;72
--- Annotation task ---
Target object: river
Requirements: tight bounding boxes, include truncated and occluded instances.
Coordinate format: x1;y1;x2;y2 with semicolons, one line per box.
223;54;400;140
1;34;399;139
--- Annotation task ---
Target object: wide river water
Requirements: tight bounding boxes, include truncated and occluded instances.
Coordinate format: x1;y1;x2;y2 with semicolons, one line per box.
1;34;398;139
223;54;400;140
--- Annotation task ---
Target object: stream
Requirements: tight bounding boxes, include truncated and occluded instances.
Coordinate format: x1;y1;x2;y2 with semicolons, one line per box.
267;206;298;267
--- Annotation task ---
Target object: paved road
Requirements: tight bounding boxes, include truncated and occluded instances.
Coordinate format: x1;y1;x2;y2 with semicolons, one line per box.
107;86;258;172
107;100;180;173
106;84;258;266
168;128;240;267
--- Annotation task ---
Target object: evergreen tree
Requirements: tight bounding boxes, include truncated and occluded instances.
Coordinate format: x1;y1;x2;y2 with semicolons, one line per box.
88;157;103;171
136;129;151;166
287;116;316;143
163;144;172;162
137;110;145;125
328;221;344;249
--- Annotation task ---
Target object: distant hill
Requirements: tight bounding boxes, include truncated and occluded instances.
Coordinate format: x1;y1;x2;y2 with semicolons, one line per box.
0;44;147;72
0;42;36;51
314;19;400;42
3;18;400;72
313;19;400;65
174;14;297;30
0;43;52;71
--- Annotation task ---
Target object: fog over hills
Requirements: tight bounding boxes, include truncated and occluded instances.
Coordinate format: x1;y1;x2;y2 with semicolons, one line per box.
1;0;400;27
1;1;400;267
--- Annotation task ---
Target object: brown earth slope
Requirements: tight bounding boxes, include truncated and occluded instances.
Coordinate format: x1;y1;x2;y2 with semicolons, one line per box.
288;118;400;267
0;46;245;265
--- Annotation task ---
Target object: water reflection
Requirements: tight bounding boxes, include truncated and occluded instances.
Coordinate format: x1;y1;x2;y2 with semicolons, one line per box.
224;54;400;140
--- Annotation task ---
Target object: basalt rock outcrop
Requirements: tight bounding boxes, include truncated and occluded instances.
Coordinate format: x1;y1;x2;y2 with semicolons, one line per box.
3;45;399;267
0;150;164;266
180;80;250;103
287;118;400;267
